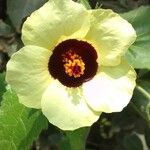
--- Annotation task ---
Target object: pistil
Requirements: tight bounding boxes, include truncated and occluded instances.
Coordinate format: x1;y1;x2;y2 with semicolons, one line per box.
62;50;85;78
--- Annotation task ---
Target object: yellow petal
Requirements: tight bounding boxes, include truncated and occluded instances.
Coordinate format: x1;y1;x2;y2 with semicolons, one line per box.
6;45;51;108
41;79;100;130
85;9;137;66
83;59;136;112
22;0;90;50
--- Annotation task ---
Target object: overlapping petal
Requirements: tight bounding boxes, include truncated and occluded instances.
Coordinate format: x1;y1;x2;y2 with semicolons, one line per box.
85;9;137;66
22;0;90;50
6;45;51;108
83;60;136;113
6;0;137;131
41;79;100;130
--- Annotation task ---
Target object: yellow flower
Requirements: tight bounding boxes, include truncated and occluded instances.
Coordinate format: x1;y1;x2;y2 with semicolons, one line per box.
6;0;137;130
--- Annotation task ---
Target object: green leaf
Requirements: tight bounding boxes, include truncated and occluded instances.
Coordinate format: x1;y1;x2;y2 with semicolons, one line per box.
0;73;6;103
123;134;143;150
77;0;91;9
138;70;150;79
131;80;150;125
121;6;150;69
0;20;13;36
0;90;48;150
65;127;90;150
59;137;71;150
7;0;48;30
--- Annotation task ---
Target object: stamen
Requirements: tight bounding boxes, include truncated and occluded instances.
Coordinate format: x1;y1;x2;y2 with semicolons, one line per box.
62;50;85;78
48;39;98;87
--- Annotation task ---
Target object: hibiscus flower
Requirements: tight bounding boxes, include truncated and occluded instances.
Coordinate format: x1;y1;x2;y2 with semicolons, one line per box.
6;0;136;130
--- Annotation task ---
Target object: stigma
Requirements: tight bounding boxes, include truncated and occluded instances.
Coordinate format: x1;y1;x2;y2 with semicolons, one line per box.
62;50;85;78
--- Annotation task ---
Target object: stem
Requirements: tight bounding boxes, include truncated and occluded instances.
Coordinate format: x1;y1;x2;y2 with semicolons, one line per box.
130;101;148;122
136;85;150;102
136;84;150;125
130;85;150;127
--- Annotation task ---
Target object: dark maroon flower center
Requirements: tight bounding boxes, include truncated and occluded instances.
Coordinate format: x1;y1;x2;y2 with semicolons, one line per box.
48;39;98;87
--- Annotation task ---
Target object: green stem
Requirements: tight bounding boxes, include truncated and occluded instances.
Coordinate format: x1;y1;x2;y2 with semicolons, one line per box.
136;85;150;101
130;101;148;122
131;85;150;127
66;127;90;150
136;84;150;125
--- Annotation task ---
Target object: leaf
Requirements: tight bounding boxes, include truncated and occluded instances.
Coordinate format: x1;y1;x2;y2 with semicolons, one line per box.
0;90;48;150
7;0;48;31
121;6;150;69
65;127;90;150
59;137;71;150
138;70;150;79
123;134;143;150
0;20;13;36
0;73;6;103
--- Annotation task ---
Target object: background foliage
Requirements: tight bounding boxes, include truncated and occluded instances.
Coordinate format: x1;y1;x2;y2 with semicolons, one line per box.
0;0;150;150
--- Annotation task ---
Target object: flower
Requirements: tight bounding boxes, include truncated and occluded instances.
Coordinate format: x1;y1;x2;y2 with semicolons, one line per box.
6;0;137;130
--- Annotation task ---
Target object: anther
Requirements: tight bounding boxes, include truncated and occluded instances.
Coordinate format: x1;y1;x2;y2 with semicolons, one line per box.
62;50;85;78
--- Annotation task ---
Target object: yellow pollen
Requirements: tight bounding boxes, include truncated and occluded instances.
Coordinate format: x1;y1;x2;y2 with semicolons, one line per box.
62;50;85;78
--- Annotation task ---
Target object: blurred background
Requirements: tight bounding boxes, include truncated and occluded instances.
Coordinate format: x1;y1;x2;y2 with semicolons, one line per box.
0;0;150;150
